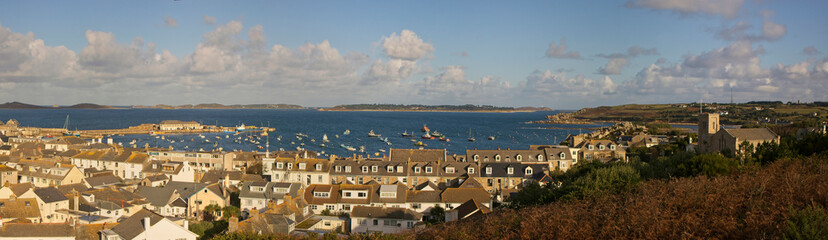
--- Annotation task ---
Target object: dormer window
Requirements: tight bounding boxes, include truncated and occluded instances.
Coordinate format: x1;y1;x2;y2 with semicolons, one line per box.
507;167;514;175
371;166;378;172
313;191;330;198
599;145;605;150
298;163;306;170
276;162;284;169
287;163;293;170
610;145;616;150
485;167;492;174
559;152;566;159
445;167;455;174
396;166;403;173
425;167;432;173
472;155;479;162
525;167;533;175
362;166;369;173
494;155;501;161
335;166;341;172
538;154;544;161
515;155;522;161
315;164;322;171
345;166;351;172
387;166;394;172
414;167;421;173
468;168;475;174
588;145;594;150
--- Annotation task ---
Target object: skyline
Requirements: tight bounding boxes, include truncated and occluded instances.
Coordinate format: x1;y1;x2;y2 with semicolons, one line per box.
0;0;826;108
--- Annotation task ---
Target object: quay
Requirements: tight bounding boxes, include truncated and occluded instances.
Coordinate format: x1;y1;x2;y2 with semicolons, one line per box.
58;120;275;138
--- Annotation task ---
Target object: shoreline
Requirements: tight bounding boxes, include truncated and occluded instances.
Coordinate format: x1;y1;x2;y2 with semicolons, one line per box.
317;109;552;113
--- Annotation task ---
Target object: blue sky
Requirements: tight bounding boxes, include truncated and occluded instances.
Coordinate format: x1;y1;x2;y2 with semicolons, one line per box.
0;0;826;108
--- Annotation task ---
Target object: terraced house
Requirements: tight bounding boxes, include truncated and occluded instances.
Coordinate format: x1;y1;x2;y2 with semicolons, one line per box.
329;158;408;185
69;150;150;179
262;156;330;186
14;160;84;187
147;149;235;172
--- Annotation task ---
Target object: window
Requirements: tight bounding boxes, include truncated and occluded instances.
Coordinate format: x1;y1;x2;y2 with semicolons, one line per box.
326;205;335;210
343;205;351;211
495;155;501;161
345;192;352;197
373;219;378;225
345;166;351;172
414;167;421;173
372;166;378;172
525;168;533;175
313;192;330;198
472;155;479;161
507;167;514;174
310;205;317;210
538;154;545;161
299;163;306;170
560;162;568;168
588;145;594;150
315;164;322;171
287;163;293;170
425;167;432;173
407;222;415;228
357;192;367;198
599;145;605;150
335;166;342;172
396;166;403;173
485;167;492;174
362;166;368;173
387;166;394;172
516;155;522;161
468;168;475;174
445;167;455;174
560;152;566;159
384;220;398;226
610;145;616;150
412;203;421;209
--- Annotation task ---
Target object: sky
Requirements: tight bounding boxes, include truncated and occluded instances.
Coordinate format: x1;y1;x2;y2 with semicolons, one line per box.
0;0;826;109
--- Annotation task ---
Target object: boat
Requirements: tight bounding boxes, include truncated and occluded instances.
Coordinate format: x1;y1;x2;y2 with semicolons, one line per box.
296;133;309;138
467;128;475;142
322;134;329;143
61;115;80;137
379;149;386;152
343;129;350;135
439;137;450;142
431;131;444;138
414;141;426;146
319;143;327;147
358;146;366;152
421;132;434;139
488;136;495;140
367;130;381;138
400;130;413;137
340;144;357;151
421;124;430;132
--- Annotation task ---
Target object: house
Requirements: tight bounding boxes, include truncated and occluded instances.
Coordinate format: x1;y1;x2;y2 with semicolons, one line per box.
295;215;347;233
574;139;625;163
0;182;36;199
142;160;195;183
699;113;781;154
140;174;170;187
158;120;202;131
350;206;422;234
83;173;123;189
445;198;491;222
262;156;330;187
404;190;442;214
163;182;227;219
135;186;187;218
199;169;263;186
45;136;89;151
478;163;526;193
33;187;70;223
100;208;198;240
0;197;41;223
85;187;149;219
329;158;407;186
239;182;301;211
0;145;11;155
15;160;84;187
230;193;310;235
70;150;150;180
146;150;234;172
0;165;17;185
440;187;492;210
0;223;74;240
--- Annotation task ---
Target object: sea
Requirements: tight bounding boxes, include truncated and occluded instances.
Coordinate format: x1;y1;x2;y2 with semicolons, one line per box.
0;109;611;158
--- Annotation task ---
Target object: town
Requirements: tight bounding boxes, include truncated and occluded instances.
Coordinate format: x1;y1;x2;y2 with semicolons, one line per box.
0;109;813;240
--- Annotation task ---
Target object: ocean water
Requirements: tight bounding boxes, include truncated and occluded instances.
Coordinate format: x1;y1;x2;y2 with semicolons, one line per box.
0;109;610;157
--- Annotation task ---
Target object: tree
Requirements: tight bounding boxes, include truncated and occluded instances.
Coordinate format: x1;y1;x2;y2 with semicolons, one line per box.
506;182;555;209
203;204;223;221
223;205;240;219
246;163;263;175
426;206;445;225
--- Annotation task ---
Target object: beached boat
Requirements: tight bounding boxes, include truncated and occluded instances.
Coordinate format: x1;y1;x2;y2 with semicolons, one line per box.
414;141;426;146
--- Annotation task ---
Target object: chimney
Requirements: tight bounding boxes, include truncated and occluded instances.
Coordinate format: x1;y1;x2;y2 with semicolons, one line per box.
143;217;151;230
228;217;239;232
223;174;230;188
183;220;188;230
249;207;259;219
73;191;79;211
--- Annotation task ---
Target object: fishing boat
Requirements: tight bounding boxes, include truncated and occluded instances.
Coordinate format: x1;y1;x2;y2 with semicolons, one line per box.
343;129;351;135
400;130;413;137
421;124;430;132
319;143;327;147
421;132;434;139
431;131;444;138
367;130;381;138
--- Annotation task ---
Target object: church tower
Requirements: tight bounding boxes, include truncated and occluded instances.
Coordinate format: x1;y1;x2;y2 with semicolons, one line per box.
698;113;720;152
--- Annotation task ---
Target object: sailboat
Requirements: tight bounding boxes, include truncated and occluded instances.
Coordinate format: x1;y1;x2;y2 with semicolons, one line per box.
467;128;475;142
62;115;80;137
322;134;329;143
421;124;430;132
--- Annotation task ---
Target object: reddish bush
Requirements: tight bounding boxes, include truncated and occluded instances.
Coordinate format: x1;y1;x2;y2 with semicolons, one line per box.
413;157;828;239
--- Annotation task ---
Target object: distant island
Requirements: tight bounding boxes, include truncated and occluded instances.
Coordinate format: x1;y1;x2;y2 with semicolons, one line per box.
131;103;304;109
320;104;553;112
0;102;119;109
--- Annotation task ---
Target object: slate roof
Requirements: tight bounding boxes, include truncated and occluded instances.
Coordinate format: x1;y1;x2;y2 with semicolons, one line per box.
85;174;123;188
135;186;177;207
9;182;34;196
390;149;446;162
47;136;88;145
109;208;165;240
34;187;69;203
350;206;422;220
441;188;491;204
449;198;491;219
0;223;74;238
405;190;442;203
480;163;524;178
723;128;779;141
144;174;169;182
0;197;40;219
163;181;209;198
238;182;301;202
466;149;546;163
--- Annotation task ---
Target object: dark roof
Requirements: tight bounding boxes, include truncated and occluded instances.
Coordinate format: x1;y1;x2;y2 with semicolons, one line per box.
34;187;69;203
390;149;446;162
0;223;74;238
441;188;491;204
169;198;187;208
480;163;524;178
0;197;40;219
0;145;11;150
47;136;88;145
239;182;301;202
406;190;441;203
144;174;169;182
135;186;177;207
350;206;422;220
724;128;779;141
85;174;123;187
163;181;209;198
449;198;491;219
109;208;164;240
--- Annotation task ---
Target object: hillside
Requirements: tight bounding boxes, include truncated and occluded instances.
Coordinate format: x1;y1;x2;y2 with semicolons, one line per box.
0;101;49;109
61;103;118;109
131;103;304;109
415;157;828;239
321;104;539;112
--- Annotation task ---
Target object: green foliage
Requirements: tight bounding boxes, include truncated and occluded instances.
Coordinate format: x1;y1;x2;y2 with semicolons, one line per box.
506;182;555;209
562;164;642;200
320;209;332;216
223;205;240;218
678;153;738;177
426;206;445;225
190;220;228;240
784;205;828;240
229;191;241;207
204;204;223;220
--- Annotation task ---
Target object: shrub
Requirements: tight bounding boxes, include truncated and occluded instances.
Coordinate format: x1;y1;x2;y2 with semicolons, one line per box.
784;205;828;240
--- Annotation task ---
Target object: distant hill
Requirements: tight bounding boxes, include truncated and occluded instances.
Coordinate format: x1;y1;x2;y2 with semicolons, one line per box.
61;103;119;109
0;102;49;109
321;104;546;112
132;104;304;109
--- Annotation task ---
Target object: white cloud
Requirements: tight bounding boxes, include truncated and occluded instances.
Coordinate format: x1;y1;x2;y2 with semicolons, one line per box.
381;30;434;61
523;70;617;96
164;17;178;28
203;15;217;24
412;66;511;104
0;24;77;82
545;37;580;59
626;0;745;19
596;46;658;75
